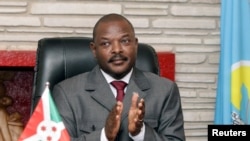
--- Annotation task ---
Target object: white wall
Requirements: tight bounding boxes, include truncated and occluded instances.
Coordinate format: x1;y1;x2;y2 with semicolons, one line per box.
0;0;221;140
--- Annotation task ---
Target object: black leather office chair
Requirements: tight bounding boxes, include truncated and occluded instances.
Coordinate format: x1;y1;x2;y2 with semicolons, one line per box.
31;37;160;112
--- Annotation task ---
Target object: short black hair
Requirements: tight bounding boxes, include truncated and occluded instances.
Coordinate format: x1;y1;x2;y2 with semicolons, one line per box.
92;13;135;42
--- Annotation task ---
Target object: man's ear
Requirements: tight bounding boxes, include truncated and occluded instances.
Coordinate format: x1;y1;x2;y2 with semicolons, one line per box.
135;37;139;48
89;42;97;58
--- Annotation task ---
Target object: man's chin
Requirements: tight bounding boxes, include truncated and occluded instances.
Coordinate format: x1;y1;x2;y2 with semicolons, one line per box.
110;69;128;79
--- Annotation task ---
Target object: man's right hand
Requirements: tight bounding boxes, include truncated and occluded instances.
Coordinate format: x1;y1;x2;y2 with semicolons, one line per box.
105;101;123;141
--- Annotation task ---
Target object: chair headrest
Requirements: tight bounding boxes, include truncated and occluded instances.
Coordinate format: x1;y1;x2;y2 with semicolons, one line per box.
31;37;159;112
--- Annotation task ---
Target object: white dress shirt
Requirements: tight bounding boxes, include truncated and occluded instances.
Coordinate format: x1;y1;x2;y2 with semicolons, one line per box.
100;68;145;141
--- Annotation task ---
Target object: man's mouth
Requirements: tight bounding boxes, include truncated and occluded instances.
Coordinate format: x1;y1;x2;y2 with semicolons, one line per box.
109;55;127;64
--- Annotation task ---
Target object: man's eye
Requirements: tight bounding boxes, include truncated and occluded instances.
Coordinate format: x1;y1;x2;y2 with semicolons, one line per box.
101;42;110;46
121;39;130;44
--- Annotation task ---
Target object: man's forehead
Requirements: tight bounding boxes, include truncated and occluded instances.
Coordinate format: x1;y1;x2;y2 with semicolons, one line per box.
93;14;135;41
97;26;133;40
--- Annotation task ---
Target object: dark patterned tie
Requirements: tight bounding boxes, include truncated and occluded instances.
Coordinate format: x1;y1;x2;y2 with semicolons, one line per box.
110;81;127;101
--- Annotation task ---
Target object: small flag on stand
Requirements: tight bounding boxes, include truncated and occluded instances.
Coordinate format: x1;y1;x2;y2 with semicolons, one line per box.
18;82;70;141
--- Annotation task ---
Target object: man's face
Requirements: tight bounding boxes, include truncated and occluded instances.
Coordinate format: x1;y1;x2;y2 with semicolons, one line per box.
90;20;138;79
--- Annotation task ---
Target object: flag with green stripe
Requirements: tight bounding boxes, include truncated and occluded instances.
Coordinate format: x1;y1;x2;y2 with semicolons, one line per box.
18;82;70;141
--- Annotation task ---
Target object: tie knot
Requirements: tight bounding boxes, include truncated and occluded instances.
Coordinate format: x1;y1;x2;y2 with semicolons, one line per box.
111;81;127;90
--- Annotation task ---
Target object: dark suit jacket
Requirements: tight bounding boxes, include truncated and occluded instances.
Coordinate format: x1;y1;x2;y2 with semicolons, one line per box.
52;66;185;141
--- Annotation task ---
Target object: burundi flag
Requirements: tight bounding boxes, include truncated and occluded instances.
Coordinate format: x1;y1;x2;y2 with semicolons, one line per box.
214;0;250;124
18;82;70;141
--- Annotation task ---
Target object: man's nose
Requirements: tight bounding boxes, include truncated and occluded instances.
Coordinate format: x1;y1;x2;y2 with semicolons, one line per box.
112;41;122;53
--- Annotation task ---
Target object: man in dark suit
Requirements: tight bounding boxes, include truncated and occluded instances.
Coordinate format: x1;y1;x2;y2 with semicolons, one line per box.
52;13;185;141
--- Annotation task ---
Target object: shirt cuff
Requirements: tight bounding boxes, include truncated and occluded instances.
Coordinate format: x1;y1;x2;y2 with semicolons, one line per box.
101;128;108;141
129;123;145;141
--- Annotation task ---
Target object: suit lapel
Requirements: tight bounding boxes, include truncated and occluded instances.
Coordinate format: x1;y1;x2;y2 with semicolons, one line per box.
84;67;151;120
85;66;116;111
121;68;151;120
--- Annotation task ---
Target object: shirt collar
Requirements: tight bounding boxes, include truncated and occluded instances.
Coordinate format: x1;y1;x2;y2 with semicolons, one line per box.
101;68;133;84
